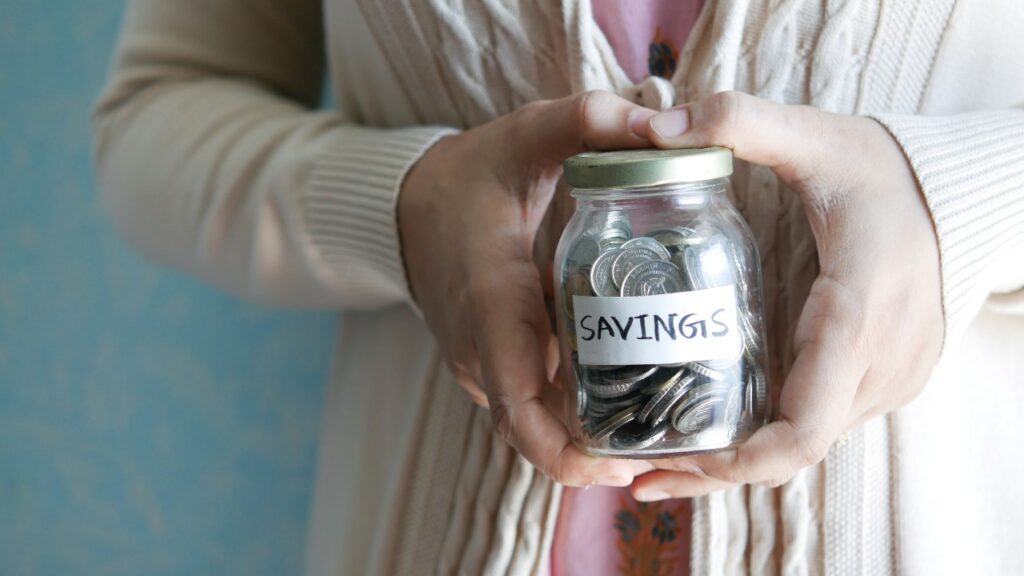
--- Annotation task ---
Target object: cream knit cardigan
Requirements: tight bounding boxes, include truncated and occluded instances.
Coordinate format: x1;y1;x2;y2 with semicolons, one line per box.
95;1;1024;574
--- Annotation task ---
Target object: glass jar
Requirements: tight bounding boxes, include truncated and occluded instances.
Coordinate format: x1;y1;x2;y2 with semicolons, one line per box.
555;147;769;457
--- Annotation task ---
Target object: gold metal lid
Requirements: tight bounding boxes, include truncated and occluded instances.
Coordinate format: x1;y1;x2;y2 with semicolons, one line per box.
563;147;733;190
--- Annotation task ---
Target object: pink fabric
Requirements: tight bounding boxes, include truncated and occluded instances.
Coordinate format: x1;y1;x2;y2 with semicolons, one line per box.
551;486;693;576
551;4;704;574
591;0;705;83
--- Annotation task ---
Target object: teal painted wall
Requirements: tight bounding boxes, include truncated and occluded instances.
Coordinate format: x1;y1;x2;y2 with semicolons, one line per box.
0;2;336;573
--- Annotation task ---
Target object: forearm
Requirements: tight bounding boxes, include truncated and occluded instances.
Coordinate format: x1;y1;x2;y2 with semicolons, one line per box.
93;0;455;309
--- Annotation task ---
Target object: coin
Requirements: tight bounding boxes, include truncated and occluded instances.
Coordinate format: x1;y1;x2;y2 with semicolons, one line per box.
573;362;588;418
679;227;712;246
683;234;735;289
620;237;672;260
648;375;696;426
587;214;632;247
721;381;744;433
644;227;699;253
599;236;627;251
688;361;727;381
587;404;640;440
620;260;687;296
584;364;657;398
671;378;734;427
583;378;644;400
644;372;697;426
726;240;751;297
597;226;631;251
737;308;760;354
671;394;721;435
587;393;643;417
748;360;768;421
610;420;671;450
589;249;622;297
612;247;675;289
567;237;601;267
562;267;592;320
638;369;690;422
596;364;658;385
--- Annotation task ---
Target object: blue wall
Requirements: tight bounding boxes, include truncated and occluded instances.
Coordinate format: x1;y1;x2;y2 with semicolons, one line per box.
0;2;337;574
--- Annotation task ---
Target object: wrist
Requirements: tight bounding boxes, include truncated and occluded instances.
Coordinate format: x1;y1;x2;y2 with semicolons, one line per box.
397;134;456;305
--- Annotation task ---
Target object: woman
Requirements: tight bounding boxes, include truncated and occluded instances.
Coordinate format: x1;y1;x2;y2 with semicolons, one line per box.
94;1;1024;574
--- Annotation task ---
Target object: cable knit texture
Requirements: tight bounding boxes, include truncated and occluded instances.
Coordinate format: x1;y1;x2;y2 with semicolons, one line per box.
93;1;1024;575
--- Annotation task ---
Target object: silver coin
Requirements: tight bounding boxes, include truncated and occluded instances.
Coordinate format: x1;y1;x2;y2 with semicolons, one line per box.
611;246;668;288
587;393;644;415
562;267;592;321
604;211;632;231
682;234;735;289
636;367;684;395
688;361;727;381
567;237;601;267
596;364;658;385
589;249;622;297
671;394;722;435
674;378;732;414
748;361;768;423
620;237;672;260
584;365;657;398
584;377;645;399
669;251;687;276
643;372;697;426
610;420;671;450
649;375;697;426
574;364;588;418
597;223;631;245
721;383;744;433
620;260;687;297
737;308;760;355
731;375;754;435
726;240;751;297
599;236;628;251
587;404;640;440
679;227;712;246
644;227;699;253
638;369;689;422
587;214;632;245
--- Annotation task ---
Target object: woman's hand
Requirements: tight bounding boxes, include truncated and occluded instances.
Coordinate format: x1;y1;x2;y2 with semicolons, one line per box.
398;91;657;487
630;91;944;500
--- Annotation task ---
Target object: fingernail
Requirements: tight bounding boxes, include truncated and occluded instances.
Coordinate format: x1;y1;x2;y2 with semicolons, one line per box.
650;109;689;138
597;474;632;487
635;489;671;502
628;108;657;138
673;461;706;477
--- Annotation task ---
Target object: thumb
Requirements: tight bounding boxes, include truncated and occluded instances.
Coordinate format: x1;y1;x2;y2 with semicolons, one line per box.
644;91;834;188
520;90;658;162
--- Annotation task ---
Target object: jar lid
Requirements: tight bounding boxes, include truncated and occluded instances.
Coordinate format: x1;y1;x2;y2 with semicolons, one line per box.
563;147;733;190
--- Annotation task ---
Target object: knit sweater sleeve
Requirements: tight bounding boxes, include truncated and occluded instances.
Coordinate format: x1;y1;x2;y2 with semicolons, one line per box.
873;109;1024;344
93;0;456;309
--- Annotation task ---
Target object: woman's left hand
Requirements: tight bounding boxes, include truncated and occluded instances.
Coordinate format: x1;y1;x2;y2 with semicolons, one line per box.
629;91;944;500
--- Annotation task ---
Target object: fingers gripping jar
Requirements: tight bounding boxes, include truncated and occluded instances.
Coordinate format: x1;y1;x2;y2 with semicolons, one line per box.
555;148;769;457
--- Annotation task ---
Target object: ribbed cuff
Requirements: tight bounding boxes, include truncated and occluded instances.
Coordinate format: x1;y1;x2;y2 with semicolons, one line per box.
873;111;1024;347
304;125;458;307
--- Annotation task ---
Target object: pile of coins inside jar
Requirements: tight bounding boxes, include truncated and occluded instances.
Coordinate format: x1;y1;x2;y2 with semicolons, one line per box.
562;213;768;453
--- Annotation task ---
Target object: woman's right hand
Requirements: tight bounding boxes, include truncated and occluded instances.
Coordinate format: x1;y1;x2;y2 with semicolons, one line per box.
398;91;657;487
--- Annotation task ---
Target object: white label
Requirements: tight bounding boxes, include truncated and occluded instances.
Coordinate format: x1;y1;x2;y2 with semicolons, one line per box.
573;285;741;366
